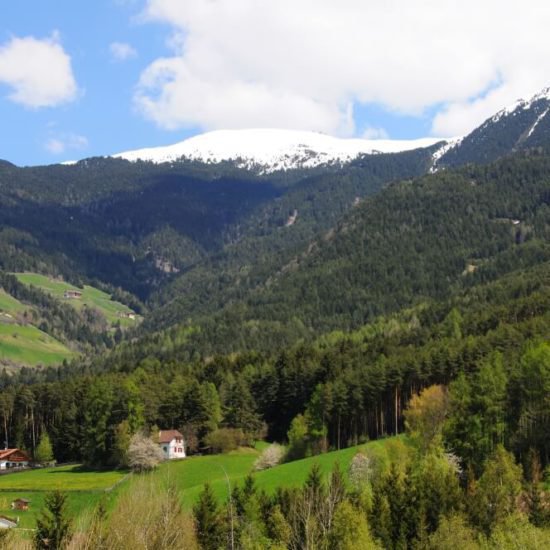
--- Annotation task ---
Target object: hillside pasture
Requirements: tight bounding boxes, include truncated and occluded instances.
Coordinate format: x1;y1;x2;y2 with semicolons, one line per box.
148;436;406;509
0;323;72;367
13;273;138;327
0;290;25;314
0;465;128;533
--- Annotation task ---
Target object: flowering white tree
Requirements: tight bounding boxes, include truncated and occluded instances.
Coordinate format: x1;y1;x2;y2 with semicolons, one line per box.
254;443;285;471
349;452;372;488
127;433;164;473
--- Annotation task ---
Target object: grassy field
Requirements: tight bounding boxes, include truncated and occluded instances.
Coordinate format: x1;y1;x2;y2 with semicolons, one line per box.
0;491;108;531
13;273;138;327
0;290;25;314
0;437;404;535
0;323;73;366
0;465;128;532
149;437;404;509
0;465;128;492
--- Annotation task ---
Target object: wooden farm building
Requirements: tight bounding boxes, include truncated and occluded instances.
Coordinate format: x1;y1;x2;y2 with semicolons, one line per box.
0;448;30;470
11;498;30;511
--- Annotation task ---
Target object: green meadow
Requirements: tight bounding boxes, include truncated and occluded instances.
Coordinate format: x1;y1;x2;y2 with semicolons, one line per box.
0;464;128;492
0;324;73;367
0;465;128;532
0;436;404;535
0;290;25;314
13;273;138;327
149;437;404;509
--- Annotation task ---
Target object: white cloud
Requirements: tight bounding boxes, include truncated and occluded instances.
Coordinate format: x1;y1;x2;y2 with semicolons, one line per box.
45;133;89;155
362;126;389;140
110;42;138;62
135;0;550;137
0;33;77;108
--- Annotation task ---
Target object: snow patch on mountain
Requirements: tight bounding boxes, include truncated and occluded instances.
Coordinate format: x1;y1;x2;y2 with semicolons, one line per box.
527;107;550;138
430;137;463;172
490;87;550;125
112;129;446;173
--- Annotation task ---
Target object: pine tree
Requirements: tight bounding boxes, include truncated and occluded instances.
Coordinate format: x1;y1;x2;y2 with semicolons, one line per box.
194;483;226;550
34;490;72;550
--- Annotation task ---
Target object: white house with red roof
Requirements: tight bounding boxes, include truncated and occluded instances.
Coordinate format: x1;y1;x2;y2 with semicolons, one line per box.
0;449;30;470
158;430;186;460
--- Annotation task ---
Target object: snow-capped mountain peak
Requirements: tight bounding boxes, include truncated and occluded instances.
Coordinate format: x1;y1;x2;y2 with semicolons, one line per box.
490;86;550;123
433;85;550;170
111;129;446;173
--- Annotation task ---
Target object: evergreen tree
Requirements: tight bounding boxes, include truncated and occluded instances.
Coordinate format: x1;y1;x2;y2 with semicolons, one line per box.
34;490;72;550
194;483;227;550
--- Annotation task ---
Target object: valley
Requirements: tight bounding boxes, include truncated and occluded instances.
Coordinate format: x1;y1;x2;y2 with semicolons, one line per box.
2;87;550;547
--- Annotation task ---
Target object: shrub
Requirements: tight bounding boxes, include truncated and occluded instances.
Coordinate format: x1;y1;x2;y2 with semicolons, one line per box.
254;444;285;471
204;428;246;453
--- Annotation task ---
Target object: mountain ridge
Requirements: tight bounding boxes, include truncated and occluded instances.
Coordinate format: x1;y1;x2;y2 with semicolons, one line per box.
435;86;550;168
110;128;447;173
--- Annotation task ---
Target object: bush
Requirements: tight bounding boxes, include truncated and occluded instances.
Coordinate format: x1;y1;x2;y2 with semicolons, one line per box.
254;444;285;471
203;428;246;453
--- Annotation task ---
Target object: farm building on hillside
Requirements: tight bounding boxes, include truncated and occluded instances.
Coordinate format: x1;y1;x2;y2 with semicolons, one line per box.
11;498;30;511
0;449;30;470
119;311;136;320
63;290;82;299
158;430;186;460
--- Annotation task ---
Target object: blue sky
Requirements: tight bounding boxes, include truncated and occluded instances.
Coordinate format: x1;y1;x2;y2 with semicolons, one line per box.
1;1;179;165
2;1;550;166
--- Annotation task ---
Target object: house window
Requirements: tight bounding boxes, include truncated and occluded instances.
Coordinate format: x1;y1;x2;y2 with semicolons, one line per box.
163;446;168;452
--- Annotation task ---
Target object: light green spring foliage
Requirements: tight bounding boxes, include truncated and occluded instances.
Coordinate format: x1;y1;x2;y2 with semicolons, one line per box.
427;514;480;550
403;384;448;452
470;445;523;534
484;514;550;549
286;414;309;460
34;432;55;464
328;501;380;550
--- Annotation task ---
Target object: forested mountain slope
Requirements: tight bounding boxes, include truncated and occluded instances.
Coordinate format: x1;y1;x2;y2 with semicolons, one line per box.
140;150;550;357
0;146;435;307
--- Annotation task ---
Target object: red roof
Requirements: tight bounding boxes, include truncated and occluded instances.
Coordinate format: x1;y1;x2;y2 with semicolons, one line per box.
158;430;183;444
0;449;30;462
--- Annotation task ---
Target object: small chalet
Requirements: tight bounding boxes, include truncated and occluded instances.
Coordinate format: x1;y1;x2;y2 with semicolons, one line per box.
63;290;82;299
119;311;136;320
0;515;18;529
0;449;30;470
11;498;30;511
158;430;186;460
